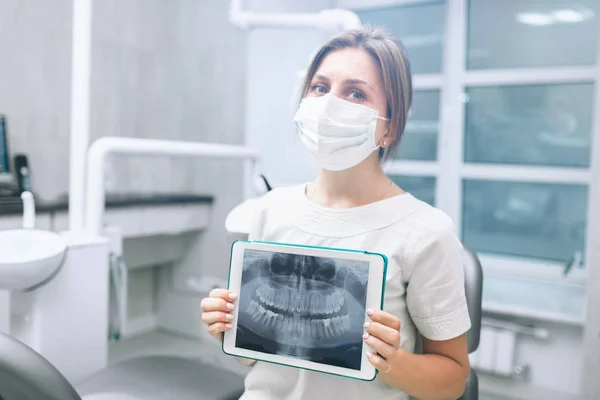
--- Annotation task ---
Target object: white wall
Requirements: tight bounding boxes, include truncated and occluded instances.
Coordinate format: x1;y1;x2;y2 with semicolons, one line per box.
244;0;334;188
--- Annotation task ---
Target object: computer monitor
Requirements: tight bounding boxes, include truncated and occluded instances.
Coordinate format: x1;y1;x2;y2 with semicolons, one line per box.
0;115;12;184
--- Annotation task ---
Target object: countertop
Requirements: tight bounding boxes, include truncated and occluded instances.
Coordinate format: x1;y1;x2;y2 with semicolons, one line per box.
0;193;214;216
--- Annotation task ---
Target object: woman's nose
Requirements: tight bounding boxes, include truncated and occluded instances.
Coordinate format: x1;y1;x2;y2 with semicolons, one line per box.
327;86;344;98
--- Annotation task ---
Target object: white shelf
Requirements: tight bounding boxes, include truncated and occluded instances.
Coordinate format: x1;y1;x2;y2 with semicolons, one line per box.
482;275;586;326
51;203;211;238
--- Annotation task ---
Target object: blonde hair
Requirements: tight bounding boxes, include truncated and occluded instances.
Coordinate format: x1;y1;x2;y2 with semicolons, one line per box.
299;25;413;161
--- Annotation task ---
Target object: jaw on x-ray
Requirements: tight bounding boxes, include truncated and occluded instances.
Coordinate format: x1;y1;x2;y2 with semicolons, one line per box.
236;249;369;371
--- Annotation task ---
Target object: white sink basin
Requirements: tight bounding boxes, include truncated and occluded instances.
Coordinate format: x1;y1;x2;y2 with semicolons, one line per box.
0;229;67;291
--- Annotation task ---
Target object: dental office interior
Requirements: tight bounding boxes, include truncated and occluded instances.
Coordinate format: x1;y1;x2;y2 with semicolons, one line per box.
0;0;599;399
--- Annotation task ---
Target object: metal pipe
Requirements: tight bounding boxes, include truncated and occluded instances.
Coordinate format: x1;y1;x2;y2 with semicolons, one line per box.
84;137;259;236
68;0;93;232
229;0;362;31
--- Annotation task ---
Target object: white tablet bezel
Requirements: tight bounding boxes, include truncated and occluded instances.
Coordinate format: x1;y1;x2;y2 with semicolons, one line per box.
222;240;387;381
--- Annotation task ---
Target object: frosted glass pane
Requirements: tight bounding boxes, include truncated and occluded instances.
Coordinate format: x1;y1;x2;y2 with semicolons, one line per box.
467;0;600;69
389;175;436;206
464;83;594;167
355;2;446;74
392;90;439;161
462;180;588;263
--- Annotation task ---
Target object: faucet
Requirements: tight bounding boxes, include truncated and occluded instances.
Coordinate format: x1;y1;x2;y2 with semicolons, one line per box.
21;191;35;229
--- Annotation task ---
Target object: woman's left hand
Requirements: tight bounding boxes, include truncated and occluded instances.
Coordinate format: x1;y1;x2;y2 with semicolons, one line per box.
363;309;402;375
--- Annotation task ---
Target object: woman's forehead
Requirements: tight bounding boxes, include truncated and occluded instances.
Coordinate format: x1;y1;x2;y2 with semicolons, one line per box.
315;48;383;88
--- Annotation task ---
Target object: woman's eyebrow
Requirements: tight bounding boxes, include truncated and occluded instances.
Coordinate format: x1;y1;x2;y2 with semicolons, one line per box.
313;74;375;91
342;78;375;91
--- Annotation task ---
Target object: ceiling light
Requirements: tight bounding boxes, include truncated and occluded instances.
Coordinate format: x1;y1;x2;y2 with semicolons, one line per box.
516;12;554;26
551;8;594;23
552;9;585;22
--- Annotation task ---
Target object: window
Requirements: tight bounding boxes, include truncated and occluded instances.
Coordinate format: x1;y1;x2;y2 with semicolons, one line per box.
394;90;440;161
467;0;600;69
464;84;595;167
356;0;600;294
462;180;588;262
459;0;597;285
355;1;447;74
390;175;436;205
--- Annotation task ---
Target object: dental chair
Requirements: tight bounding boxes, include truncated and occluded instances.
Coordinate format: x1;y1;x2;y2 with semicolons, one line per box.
0;330;247;400
410;246;483;400
459;246;483;400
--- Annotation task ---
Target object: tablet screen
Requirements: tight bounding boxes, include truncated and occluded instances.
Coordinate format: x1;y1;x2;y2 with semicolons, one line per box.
236;249;369;371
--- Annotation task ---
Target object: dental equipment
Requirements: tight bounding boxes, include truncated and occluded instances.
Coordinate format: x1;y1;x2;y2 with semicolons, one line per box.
84;137;259;236
68;0;361;235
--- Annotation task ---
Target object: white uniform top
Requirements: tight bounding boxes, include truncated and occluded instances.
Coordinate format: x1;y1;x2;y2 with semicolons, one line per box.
240;184;471;400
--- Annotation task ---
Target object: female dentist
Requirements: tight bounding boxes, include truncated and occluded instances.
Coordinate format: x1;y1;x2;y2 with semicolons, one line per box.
201;26;471;400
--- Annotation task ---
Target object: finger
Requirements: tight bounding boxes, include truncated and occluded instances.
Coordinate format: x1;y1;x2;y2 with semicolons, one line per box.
364;321;400;348
366;352;391;374
363;332;397;358
200;297;236;313
367;309;401;331
207;322;233;336
201;311;234;325
209;288;238;301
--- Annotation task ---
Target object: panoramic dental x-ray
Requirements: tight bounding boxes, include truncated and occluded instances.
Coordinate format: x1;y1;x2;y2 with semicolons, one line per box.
236;249;369;371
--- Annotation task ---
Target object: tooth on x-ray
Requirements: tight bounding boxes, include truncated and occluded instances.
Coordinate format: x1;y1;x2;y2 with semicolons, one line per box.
256;286;344;315
247;297;354;341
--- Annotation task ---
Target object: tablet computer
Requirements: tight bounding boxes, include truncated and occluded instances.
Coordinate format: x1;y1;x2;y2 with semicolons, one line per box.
222;240;387;381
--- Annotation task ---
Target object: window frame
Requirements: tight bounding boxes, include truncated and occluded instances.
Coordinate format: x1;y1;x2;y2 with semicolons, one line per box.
365;0;600;287
351;0;600;391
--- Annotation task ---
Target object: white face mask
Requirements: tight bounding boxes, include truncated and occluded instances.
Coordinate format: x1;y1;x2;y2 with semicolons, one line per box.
293;93;389;171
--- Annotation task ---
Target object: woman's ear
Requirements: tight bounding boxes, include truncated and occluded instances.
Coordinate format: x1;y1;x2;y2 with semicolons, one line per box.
380;130;396;148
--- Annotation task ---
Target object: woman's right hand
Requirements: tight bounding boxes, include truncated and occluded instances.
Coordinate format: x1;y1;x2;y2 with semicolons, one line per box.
200;288;237;342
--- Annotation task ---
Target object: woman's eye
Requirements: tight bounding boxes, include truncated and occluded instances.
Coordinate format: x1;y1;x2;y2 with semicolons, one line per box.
313;84;327;94
349;90;365;101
